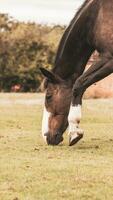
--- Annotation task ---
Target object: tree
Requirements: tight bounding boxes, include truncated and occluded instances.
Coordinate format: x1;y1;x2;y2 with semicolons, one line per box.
0;14;65;92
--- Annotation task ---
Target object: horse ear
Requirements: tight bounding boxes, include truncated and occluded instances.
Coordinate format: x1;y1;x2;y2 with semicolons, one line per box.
40;67;60;83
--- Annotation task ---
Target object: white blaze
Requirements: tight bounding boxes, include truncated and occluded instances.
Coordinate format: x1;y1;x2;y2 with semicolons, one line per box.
42;106;51;141
68;104;82;135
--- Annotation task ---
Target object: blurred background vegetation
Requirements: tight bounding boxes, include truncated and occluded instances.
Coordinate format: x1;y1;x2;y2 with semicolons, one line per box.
0;14;65;92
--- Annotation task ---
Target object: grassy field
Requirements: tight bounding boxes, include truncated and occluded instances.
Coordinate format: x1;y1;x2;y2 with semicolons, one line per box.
0;94;113;200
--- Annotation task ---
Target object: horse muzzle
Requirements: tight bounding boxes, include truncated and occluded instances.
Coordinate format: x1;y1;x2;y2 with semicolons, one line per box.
44;132;63;145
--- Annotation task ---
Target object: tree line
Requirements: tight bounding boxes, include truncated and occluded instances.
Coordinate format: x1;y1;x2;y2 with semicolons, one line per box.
0;14;65;92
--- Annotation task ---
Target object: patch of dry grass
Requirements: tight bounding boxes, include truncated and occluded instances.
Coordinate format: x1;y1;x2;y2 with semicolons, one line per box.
0;94;113;200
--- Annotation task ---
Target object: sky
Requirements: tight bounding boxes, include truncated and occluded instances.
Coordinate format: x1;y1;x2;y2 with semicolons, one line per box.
0;0;84;25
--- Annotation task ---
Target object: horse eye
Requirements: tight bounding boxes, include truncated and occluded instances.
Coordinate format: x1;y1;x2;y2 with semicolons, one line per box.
46;94;52;101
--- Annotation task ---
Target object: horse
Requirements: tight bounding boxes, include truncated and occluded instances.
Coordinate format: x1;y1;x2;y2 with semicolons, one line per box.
40;0;113;146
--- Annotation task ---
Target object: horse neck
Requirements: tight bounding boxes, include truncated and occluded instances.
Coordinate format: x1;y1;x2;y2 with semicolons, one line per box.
52;0;99;80
53;39;94;80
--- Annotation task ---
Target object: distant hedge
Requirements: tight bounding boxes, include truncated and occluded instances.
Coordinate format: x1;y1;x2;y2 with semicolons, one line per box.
0;14;65;92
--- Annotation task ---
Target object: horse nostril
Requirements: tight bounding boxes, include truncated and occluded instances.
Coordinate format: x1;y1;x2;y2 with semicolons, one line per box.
46;135;50;145
45;132;63;145
44;132;49;137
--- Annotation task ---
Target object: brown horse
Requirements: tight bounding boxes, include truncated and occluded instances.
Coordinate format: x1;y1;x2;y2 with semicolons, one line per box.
40;0;113;145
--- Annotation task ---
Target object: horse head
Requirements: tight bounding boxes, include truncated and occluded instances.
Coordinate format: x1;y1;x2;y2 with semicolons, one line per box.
40;67;72;145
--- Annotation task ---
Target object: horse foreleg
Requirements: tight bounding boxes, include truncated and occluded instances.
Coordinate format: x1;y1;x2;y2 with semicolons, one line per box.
68;56;113;146
68;92;84;146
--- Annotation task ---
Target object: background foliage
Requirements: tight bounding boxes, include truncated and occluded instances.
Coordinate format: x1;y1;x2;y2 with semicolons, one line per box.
0;14;65;92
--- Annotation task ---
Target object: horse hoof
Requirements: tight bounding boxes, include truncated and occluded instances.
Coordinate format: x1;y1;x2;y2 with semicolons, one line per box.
69;131;83;146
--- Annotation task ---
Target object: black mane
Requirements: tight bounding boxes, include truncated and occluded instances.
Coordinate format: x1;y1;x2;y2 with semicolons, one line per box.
52;0;98;79
54;0;93;67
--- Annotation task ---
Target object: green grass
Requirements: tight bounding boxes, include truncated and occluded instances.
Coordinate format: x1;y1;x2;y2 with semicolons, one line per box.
0;94;113;200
